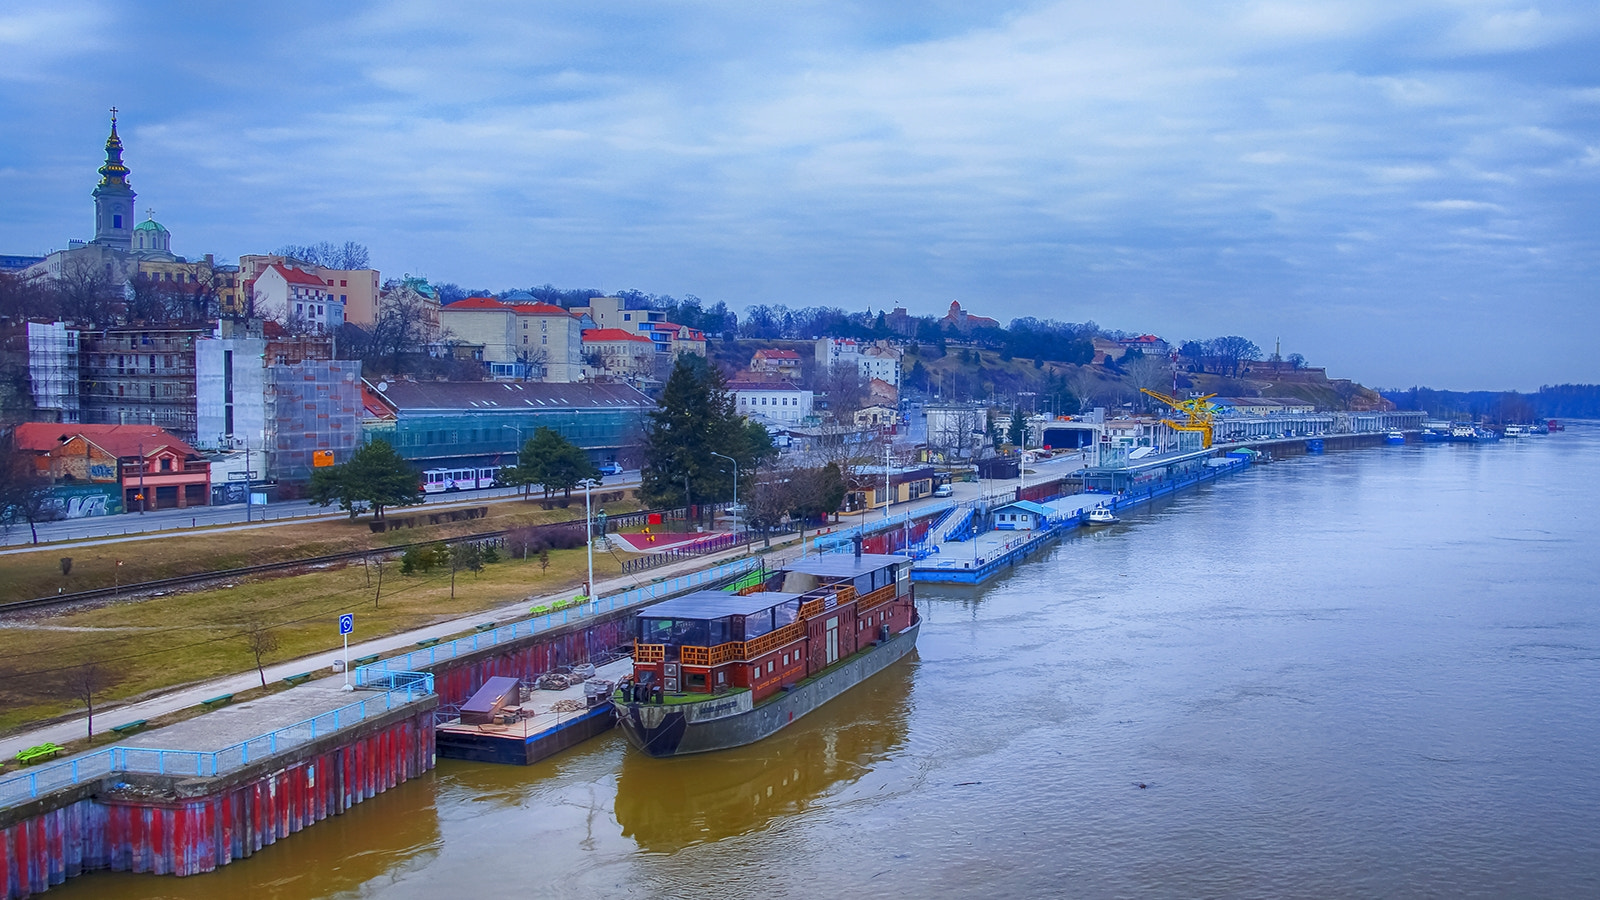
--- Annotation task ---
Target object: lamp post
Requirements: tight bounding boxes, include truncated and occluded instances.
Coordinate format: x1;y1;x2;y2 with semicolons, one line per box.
137;440;146;515
582;477;596;600
502;425;526;498
710;450;736;520
883;442;892;519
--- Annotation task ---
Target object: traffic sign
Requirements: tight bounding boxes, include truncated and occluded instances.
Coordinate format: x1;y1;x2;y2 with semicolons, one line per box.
338;614;354;635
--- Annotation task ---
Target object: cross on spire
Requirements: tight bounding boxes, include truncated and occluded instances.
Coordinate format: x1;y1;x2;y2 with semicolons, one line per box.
110;106;118;125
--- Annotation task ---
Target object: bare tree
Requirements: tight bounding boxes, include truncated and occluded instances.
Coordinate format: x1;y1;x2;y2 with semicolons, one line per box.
242;618;281;687
0;436;62;544
1066;367;1106;414
274;241;371;270
813;362;868;424
1122;353;1173;411
367;281;438;376
61;659;122;739
54;256;121;326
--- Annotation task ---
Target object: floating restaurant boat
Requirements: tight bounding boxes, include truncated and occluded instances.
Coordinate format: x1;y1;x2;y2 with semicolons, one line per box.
1503;424;1526;438
613;553;919;758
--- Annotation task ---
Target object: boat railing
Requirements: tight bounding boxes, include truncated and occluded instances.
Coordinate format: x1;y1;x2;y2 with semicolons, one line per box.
633;642;665;663
743;620;807;658
855;583;898;613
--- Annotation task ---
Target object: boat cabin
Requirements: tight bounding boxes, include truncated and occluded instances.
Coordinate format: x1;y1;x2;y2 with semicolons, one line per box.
992;499;1051;531
629;553;914;705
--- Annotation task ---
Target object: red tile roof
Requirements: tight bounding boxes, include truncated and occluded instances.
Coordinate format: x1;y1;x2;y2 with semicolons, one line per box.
13;423;202;460
583;328;653;344
754;349;801;360
444;296;509;310
508;302;572;317
268;264;330;288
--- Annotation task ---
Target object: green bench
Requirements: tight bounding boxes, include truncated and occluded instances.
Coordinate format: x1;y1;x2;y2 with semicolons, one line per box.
415;637;441;649
474;622;496;632
282;672;313;686
530;604;552;616
200;694;234;709
353;654;380;666
16;743;65;766
110;720;147;735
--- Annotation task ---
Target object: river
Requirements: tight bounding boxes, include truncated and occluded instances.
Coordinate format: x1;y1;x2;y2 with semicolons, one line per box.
62;426;1600;899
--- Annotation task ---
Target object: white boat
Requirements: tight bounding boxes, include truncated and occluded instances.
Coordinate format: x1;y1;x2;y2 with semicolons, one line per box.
1386;431;1406;444
1504;425;1526;438
1086;506;1119;526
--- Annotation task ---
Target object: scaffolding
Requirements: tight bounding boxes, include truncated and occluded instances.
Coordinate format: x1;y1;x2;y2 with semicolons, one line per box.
24;322;80;423
79;327;203;440
266;360;362;482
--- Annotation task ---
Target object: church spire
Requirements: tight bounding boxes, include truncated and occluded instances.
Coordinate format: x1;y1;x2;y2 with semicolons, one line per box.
98;107;130;187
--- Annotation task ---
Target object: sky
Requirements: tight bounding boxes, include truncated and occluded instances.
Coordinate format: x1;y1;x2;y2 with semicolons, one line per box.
2;1;1597;391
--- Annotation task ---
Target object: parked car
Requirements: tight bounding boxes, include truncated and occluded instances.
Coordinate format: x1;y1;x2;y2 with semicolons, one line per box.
934;483;953;498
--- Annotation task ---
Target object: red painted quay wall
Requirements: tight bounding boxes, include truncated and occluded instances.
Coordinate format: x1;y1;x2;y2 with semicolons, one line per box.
0;710;433;899
430;616;632;706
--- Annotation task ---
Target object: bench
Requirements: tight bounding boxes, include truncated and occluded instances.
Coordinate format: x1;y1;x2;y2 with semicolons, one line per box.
110;720;147;735
200;694;234;709
414;638;441;649
282;672;313;686
530;604;551;616
16;743;65;766
353;654;380;666
474;622;496;632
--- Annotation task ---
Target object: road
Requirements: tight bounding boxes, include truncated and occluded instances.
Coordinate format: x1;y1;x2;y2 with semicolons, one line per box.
0;454;1091;758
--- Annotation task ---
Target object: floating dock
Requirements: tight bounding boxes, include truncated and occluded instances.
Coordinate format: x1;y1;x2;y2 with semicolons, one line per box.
435;657;633;765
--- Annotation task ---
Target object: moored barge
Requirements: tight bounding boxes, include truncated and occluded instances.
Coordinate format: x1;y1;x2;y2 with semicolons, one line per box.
614;553;918;757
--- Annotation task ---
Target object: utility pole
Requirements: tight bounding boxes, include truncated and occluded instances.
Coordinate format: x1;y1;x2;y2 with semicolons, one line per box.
711;451;738;544
137;440;146;514
883;442;891;519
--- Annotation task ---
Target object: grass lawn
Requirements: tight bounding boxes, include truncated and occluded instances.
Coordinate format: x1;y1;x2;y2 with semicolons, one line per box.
0;510;664;736
0;494;640;603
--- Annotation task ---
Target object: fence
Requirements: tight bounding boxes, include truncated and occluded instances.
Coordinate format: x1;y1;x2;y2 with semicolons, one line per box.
619;530;760;574
354;557;763;684
0;674;434;811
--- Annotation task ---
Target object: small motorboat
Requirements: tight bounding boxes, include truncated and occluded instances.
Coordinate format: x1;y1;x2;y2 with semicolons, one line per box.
1086;506;1119;526
1386;430;1406;444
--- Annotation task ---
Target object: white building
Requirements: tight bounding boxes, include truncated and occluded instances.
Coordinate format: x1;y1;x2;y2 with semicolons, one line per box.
438;297;586;382
252;264;343;332
815;338;901;387
732;381;815;425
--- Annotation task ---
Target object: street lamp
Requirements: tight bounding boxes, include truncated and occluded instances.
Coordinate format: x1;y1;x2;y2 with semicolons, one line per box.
711;451;743;549
581;477;597;601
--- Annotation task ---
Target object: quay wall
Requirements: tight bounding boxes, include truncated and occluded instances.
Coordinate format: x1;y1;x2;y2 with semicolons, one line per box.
0;703;435;899
429;615;634;708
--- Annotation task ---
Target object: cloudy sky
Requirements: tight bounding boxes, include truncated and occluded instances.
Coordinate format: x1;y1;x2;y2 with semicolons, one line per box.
3;1;1597;390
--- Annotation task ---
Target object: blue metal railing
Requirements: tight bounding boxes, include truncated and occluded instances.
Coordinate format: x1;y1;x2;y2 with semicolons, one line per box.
0;676;434;811
354;558;762;685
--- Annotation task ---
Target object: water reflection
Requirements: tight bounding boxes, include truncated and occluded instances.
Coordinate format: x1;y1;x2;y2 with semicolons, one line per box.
615;660;915;852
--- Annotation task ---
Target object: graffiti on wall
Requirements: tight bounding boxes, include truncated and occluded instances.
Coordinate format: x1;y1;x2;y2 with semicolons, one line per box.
45;484;124;518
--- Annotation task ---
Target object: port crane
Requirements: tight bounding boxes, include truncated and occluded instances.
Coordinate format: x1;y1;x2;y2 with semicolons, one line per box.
1140;389;1221;449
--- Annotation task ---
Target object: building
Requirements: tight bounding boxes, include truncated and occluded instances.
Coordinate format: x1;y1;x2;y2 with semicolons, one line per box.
731;381;815;425
582;328;656;380
13;422;210;513
815;338;902;388
992;500;1051;531
250;265;343;332
0;321;80;424
922;404;987;460
1116;334;1170;357
237;255;381;325
573;296;706;362
750;348;802;381
940;301;999;332
362;379;654;471
23;113;228;292
265;359;363;483
1213;397;1317;416
854;404;898;428
848;465;936;511
78;326;204;441
438;297;586;381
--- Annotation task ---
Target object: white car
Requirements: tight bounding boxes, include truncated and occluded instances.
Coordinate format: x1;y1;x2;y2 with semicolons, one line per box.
934;484;953;498
599;462;624;476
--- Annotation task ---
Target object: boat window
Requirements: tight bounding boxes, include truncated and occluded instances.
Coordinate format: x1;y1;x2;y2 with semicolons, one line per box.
772;598;800;628
744;609;774;640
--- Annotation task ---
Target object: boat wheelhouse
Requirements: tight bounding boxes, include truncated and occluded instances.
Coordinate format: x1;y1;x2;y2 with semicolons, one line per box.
615;552;918;757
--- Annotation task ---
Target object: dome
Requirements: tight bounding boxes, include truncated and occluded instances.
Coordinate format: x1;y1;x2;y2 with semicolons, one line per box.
134;217;168;233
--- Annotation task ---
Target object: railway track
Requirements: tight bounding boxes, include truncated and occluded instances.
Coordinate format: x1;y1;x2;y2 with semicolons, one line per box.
1;505;713;615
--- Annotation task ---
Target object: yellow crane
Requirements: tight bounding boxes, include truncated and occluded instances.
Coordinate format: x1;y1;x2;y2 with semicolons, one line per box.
1140;389;1221;448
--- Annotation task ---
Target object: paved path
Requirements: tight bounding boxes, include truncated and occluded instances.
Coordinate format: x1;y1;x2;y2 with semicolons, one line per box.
0;455;1091;760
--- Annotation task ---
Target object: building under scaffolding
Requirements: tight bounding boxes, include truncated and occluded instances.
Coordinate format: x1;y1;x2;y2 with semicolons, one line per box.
265;359;362;482
78;326;203;441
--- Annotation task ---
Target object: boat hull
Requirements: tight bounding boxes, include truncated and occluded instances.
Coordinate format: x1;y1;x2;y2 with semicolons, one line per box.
615;619;920;758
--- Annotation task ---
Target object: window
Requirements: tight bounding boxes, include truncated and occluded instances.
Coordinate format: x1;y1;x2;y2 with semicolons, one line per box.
623;313;631;321
340;280;347;287
113;214;123;228
767;661;775;673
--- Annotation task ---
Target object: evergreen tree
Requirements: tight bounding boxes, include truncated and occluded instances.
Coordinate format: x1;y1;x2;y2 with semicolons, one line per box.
642;355;775;510
308;439;423;521
505;427;598;504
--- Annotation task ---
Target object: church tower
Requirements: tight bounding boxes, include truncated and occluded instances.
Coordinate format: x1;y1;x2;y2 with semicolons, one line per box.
91;108;136;250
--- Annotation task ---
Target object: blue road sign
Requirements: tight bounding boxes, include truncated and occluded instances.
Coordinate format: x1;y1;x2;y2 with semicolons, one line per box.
339;614;354;635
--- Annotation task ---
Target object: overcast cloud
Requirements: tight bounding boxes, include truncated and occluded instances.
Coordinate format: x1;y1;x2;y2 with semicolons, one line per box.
2;1;1597;390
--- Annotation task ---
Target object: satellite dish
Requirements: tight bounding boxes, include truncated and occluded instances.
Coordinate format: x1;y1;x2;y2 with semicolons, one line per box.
376;381;389;392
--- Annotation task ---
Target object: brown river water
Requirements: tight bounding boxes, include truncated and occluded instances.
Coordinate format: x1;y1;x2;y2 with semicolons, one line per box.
60;427;1600;898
